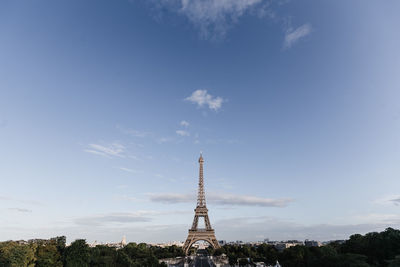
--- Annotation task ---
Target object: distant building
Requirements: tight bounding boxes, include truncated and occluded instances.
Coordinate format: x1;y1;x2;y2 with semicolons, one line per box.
150;241;184;248
274;241;302;251
89;236;127;248
121;236;127;246
218;240;226;246
304;240;322;247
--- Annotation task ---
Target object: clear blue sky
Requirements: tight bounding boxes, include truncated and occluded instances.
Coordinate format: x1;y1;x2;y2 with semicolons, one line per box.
1;0;400;243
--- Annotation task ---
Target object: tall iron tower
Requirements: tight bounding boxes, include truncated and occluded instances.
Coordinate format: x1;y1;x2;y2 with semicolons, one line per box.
182;153;220;255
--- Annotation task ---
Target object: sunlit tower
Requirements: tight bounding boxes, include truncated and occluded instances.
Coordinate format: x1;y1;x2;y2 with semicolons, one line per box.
182;153;220;255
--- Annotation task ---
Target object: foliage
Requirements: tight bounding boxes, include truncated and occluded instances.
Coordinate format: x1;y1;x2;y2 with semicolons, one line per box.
0;228;400;266
35;241;62;267
64;239;91;267
0;241;36;267
150;245;184;259
213;228;400;266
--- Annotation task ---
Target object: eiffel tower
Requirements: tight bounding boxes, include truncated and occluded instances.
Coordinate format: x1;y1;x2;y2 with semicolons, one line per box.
182;153;220;255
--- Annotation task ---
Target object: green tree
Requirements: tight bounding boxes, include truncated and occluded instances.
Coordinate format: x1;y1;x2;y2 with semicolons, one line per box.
278;245;309;267
116;250;133;267
90;245;117;267
0;242;36;267
35;242;62;267
388;255;400;267
64;239;90;267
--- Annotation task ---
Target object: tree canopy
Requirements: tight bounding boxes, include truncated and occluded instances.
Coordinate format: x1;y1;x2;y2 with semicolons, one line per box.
0;228;399;266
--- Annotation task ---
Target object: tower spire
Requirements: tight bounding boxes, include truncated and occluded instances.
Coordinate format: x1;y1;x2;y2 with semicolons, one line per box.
197;153;206;207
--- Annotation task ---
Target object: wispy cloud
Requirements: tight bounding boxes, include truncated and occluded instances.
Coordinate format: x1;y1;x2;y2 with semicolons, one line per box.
74;212;152;226
4;214;400;244
0;195;42;206
84;142;126;158
185;89;224;111
209;193;292;207
351;213;400;225
117;125;153;138
149;192;292;207
149;193;195;204
157;137;174;144
152;0;265;40
284;23;312;49
8;208;32;213
214;215;400;241
374;194;400;206
391;197;400;206
116;167;140;174
180;120;190;127
176;130;190;136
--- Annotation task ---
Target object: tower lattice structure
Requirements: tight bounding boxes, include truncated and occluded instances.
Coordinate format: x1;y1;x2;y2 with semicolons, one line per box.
182;153;220;255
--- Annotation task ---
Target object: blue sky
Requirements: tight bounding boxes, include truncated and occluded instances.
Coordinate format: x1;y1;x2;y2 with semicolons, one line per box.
1;0;400;243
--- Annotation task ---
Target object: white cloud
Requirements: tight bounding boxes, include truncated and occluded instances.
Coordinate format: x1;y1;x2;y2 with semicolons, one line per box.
8;208;32;213
176;130;190;136
185;89;224;111
284;23;312;49
84;143;126;158
154;0;265;40
116;167;139;174
149;192;292;207
180;120;190;127
74;212;152;226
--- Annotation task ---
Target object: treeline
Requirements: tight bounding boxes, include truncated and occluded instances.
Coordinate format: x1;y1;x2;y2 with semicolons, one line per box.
0;237;183;267
213;228;400;267
1;228;400;267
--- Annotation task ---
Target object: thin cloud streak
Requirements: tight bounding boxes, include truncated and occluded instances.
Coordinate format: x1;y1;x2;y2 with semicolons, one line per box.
116;167;140;174
84;143;126;158
214;216;400;241
284;23;312;49
74;212;152;226
374;194;400;206
8;208;32;213
0;195;43;206
390;197;400;206
149;193;195;204
149;192;292;207
209;193;292;207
